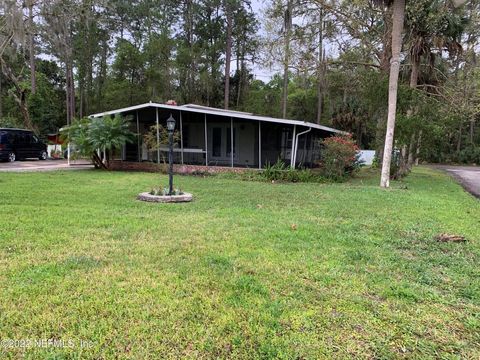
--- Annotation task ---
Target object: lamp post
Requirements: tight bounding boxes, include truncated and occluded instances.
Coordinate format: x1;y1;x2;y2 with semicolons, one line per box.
166;114;176;195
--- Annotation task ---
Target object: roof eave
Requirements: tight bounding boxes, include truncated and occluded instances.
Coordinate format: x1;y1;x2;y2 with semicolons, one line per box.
89;102;347;135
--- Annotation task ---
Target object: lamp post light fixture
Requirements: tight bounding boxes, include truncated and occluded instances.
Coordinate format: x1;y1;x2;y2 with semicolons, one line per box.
166;113;176;195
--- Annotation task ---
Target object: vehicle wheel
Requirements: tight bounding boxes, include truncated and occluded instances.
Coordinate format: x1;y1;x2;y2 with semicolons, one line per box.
8;152;16;162
39;151;48;160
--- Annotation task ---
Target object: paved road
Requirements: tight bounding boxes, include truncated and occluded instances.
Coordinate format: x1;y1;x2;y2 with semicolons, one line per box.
0;159;93;172
435;165;480;199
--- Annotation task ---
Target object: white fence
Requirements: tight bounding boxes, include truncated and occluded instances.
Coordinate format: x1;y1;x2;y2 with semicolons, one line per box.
47;144;62;158
358;150;375;165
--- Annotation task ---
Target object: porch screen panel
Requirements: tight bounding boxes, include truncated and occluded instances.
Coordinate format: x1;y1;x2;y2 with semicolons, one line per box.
260;122;292;167
178;112;206;165
232;119;257;168
212;127;222;157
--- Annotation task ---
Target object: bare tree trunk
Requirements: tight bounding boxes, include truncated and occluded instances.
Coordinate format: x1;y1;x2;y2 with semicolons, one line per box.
86;4;93;115
92;151;107;169
406;55;420;169
236;67;242;108
235;41;241;107
65;60;75;124
70;65;75;120
179;0;193;103
105;149;110;169
68;63;74;123
86;57;92;114
316;7;324;124
19;100;31;129
28;1;36;94
224;0;232;109
376;6;393;166
414;130;422;165
97;38;107;101
380;0;405;188
397;144;408;178
65;62;71;125
409;58;419;89
379;6;393;73
236;60;244;108
470;118;475;144
457;123;462;153
407;134;416;166
129;69;134;105
79;82;84;118
282;0;292;118
0;58;33;129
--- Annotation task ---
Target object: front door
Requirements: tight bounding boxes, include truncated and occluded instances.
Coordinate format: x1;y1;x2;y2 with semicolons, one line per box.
208;124;237;164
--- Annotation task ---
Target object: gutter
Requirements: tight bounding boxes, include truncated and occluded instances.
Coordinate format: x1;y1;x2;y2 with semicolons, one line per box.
292;127;312;168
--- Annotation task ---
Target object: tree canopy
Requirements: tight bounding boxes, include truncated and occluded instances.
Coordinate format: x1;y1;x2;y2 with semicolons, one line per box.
0;0;478;166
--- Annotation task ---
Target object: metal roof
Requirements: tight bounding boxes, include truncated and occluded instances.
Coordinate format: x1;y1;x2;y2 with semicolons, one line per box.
89;102;347;135
182;103;254;116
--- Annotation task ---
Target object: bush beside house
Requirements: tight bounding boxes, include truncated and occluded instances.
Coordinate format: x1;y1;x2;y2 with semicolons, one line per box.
318;135;361;181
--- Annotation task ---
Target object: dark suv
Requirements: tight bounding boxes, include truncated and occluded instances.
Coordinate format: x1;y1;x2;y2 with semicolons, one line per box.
0;128;48;162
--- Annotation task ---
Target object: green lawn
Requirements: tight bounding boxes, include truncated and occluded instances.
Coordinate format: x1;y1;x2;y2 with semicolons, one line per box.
0;167;479;359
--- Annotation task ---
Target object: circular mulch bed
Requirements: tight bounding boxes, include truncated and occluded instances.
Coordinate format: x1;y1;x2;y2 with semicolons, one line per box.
137;192;193;203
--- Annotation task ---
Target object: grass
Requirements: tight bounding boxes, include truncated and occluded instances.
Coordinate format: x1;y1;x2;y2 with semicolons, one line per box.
0;166;479;359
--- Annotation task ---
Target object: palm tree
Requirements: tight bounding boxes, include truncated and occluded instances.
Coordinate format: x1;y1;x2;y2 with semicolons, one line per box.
374;0;406;188
62;115;134;169
282;0;293;119
404;0;466;169
376;0;467;188
88;115;134;169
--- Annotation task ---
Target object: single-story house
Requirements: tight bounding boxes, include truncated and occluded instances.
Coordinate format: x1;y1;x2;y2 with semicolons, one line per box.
89;102;346;169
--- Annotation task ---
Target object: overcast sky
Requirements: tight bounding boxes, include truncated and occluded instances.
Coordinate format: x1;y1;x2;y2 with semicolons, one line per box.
251;0;264;12
242;0;276;81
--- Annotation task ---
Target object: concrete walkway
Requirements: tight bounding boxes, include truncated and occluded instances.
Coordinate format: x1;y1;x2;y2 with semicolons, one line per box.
435;165;480;199
0;159;93;172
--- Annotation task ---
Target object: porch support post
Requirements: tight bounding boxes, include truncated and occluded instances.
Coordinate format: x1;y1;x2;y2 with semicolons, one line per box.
230;117;234;168
291;124;297;169
258;122;262;169
136;110;140;162
180;111;184;164
67;143;70;165
204;113;208;166
156;107;160;164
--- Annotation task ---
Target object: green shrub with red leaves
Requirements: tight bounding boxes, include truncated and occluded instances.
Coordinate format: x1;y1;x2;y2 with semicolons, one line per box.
319;135;361;180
